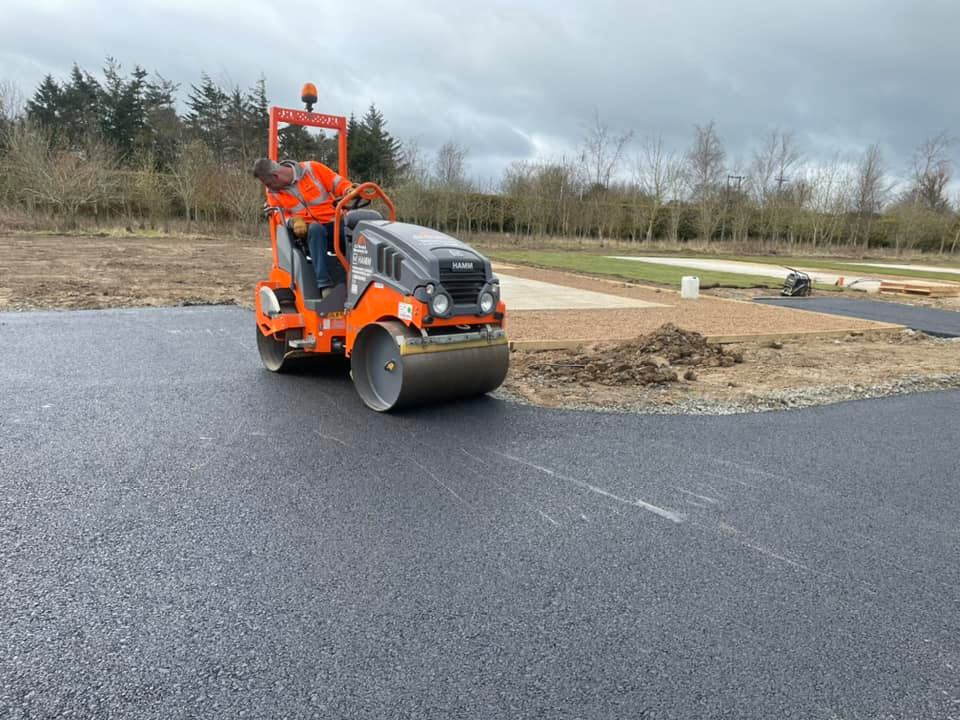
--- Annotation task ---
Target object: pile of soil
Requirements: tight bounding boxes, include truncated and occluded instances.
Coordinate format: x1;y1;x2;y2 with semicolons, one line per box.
517;324;743;386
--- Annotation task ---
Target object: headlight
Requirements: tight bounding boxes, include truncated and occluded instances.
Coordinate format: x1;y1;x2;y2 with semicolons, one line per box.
431;293;450;316
479;291;495;314
425;283;435;296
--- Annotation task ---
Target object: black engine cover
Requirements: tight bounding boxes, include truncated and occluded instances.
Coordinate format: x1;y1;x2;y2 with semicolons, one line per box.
346;221;496;313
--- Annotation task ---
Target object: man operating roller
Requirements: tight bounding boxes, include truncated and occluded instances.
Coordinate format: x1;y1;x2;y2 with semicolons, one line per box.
253;157;354;291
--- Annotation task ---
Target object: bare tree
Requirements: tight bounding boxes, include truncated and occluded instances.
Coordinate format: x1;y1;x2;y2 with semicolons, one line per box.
167;139;215;223
750;129;803;241
909;131;954;213
0;79;23;122
723;160;751;243
952;190;960;254
686;121;726;241
750;130;802;202
397;136;430;186
581;109;633;190
633;136;683;243
131;153;170;227
220;162;263;227
3;123;118;226
803;155;852;249
433;140;469;190
852;143;891;248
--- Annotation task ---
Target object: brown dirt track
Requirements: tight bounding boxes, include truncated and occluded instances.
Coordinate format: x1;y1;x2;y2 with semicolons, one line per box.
0;233;269;311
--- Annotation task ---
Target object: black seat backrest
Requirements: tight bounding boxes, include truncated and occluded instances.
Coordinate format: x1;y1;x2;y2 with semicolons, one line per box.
275;220;321;300
344;209;383;231
291;243;321;300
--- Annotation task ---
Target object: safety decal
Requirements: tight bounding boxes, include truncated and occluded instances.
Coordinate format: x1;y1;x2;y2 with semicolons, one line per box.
398;302;413;321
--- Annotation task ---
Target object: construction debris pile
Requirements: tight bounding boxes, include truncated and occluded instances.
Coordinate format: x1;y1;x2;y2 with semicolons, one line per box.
516;324;743;386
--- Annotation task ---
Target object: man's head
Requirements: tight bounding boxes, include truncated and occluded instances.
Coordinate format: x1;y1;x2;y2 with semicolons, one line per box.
252;158;294;191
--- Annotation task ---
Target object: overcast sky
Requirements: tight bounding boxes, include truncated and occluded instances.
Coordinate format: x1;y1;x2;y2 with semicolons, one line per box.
2;0;958;186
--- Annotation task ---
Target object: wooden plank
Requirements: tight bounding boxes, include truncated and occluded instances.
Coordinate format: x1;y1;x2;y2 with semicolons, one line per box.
879;280;959;298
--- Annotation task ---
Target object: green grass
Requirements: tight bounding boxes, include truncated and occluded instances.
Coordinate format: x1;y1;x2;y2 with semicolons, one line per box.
488;250;786;289
494;247;960;287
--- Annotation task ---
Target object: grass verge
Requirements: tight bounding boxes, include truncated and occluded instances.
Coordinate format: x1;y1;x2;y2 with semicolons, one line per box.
487;250;786;289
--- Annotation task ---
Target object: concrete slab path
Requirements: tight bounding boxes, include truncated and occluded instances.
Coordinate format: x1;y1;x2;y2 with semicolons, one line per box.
847;261;960;276
497;274;668;310
607;256;863;287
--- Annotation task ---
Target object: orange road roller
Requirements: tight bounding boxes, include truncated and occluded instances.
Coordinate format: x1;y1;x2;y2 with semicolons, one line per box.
253;91;509;411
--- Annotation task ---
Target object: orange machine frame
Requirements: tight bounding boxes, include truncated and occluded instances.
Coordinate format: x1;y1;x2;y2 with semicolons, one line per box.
266;106;348;270
255;105;505;359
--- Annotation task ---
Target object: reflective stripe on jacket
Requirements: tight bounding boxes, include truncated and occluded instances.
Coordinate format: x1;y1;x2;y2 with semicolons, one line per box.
267;161;351;223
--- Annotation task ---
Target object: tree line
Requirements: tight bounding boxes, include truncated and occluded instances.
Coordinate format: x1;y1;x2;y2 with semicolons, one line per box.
1;62;958;253
0;60;413;225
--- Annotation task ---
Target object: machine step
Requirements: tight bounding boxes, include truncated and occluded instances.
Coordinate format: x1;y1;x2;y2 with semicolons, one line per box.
288;335;316;349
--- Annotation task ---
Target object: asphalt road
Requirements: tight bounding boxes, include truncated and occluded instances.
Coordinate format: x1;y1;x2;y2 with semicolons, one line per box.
2;306;959;719
755;296;960;337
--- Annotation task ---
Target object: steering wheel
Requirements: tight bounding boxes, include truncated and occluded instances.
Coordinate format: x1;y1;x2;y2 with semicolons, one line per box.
346;195;371;210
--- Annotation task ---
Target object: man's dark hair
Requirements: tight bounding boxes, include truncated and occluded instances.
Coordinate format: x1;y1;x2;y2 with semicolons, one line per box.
252;157;279;180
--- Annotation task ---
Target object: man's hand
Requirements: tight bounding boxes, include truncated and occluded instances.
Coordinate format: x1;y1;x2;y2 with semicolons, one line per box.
261;202;279;218
337;183;359;201
291;217;308;239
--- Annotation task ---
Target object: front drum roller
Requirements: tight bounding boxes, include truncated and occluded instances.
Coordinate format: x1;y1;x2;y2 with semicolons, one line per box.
351;321;509;412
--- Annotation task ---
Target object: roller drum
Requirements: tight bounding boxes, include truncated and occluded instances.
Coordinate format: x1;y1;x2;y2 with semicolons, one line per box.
351;321;509;412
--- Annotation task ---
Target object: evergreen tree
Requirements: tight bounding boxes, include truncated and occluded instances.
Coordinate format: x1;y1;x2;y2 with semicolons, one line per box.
185;73;228;161
142;73;181;169
100;58;147;161
347;104;402;185
60;65;102;146
246;75;270;159
278;125;324;161
26;75;62;131
223;86;253;164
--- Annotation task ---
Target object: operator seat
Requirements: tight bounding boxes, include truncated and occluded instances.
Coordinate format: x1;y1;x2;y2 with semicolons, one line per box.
343;209;383;244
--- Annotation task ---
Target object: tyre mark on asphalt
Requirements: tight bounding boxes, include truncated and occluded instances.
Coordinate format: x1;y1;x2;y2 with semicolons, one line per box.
492;450;685;524
459;447;567;528
410;457;472;510
673;487;720;505
313;428;351;448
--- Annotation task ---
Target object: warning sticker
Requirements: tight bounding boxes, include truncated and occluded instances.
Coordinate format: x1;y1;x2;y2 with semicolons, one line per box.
398;302;413;321
350;237;372;290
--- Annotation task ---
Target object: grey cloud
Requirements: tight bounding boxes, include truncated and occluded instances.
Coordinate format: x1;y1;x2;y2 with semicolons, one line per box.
2;0;958;183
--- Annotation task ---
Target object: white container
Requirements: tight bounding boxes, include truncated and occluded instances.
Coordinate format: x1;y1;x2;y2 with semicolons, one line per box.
681;275;700;299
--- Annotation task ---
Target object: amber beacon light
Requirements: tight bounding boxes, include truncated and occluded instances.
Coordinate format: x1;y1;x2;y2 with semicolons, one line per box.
300;83;318;112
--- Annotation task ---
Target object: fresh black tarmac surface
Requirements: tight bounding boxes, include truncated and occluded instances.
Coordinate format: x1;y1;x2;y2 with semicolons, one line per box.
2;306;959;719
755;295;960;337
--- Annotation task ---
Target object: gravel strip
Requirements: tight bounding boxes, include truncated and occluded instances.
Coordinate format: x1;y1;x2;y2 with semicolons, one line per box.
493;372;960;415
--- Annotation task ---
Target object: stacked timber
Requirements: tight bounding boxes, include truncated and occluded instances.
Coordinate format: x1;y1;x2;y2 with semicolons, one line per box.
878;281;959;298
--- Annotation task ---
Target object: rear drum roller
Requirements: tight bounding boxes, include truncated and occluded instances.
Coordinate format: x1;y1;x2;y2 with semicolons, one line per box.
256;326;293;373
351;321;509;412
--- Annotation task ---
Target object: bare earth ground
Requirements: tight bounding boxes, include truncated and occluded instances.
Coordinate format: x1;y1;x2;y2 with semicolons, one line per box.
501;326;960;414
0;233;269;311
3;233;960;414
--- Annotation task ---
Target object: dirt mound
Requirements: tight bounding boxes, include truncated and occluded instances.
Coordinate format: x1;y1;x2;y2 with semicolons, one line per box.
517;324;743;386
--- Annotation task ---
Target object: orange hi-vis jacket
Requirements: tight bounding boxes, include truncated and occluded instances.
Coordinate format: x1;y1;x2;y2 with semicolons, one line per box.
266;160;351;224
